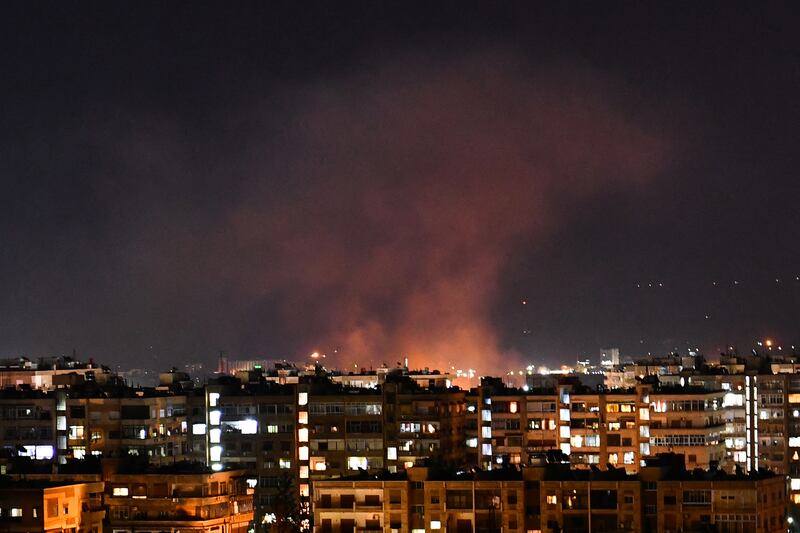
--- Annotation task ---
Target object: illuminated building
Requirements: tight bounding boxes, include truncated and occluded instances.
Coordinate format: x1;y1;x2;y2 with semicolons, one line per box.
312;455;786;533
0;355;112;390
105;464;253;533
468;378;728;473
0;479;105;533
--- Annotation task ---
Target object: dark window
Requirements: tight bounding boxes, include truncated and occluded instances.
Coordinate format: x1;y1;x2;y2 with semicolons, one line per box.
70;406;86;418
590;490;617;509
446;490;473;509
121;405;150;419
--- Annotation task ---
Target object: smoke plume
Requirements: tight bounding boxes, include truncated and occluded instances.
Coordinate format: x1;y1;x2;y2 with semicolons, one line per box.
120;53;668;372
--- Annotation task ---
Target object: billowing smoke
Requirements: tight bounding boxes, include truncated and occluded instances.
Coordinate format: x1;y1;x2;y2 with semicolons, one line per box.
117;52;668;372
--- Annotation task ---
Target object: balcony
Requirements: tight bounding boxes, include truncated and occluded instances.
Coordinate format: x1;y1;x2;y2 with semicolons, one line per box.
315;502;356;511
354;502;383;511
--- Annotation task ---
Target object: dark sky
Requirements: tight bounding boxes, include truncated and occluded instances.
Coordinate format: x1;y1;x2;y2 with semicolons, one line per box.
1;3;798;372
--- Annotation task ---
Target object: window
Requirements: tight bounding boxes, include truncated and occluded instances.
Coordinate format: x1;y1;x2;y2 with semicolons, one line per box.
446;490;473;509
546;494;558;505
10;508;22;517
68;425;85;439
347;456;367;470
279;458;292;469
683;490;711;505
623;451;635;464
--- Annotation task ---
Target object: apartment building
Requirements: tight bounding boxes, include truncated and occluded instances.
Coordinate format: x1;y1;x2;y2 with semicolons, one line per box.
0;378;193;466
313;455;786;533
312;467;525;533
105;464;253;533
0;356;112;390
193;377;297;514
647;386;728;470
0;388;58;463
0;478;105;533
61;385;191;464
467;378;728;473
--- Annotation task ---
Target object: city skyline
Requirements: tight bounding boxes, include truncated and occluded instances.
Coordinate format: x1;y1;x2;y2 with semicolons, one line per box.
1;4;798;374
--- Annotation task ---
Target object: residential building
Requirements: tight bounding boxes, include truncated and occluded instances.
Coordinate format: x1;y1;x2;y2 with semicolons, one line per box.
0;478;105;533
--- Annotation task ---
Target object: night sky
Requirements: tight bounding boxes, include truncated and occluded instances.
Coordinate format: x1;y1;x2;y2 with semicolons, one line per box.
1;3;798;372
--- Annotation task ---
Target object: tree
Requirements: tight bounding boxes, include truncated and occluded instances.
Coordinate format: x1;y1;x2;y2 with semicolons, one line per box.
264;472;302;533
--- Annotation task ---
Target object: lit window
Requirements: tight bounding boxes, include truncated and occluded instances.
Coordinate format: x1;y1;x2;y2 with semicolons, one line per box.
209;410;221;425
298;411;308;424
623;451;635;464
560;443;571;455
299;466;309;479
113;487;129;497
482;443;492;456
210;445;222;461
299;484;309;497
546;494;557;505
10;508;22;517
211;463;223;471
299;446;309;460
210;428;221;444
311;457;327;471
387;447;397;460
279;458;292;469
431;520;441;530
192;423;207;435
73;446;86;459
482;409;492;422
298;392;308;406
69;425;84;439
482;426;492;439
348;456;368;470
266;425;278;433
466;438;478;448
233;419;258;435
509;402;518;414
298;428;309;442
559;408;570;422
559;426;570;439
209;392;220;407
